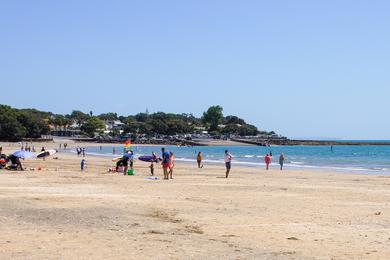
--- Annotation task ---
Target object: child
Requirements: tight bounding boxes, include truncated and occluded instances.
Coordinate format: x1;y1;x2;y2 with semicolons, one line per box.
81;159;86;172
149;162;154;176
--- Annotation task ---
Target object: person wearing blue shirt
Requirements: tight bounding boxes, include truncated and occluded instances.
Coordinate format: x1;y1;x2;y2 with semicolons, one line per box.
119;150;133;175
161;148;170;180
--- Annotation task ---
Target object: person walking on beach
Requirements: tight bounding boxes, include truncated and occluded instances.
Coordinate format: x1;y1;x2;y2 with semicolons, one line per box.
265;154;271;170
279;153;285;171
224;150;232;178
81;159;86;172
197;152;203;168
168;152;174;179
41;147;46;161
161;148;170;180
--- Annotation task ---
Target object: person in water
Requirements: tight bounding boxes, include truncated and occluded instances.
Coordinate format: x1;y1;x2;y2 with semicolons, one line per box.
168;152;174;179
161;148;170;180
197;152;203;168
265;154;271;170
224;150;232;178
279;153;285;171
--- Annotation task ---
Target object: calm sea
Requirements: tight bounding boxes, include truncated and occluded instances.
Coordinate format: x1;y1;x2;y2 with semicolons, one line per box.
80;144;390;174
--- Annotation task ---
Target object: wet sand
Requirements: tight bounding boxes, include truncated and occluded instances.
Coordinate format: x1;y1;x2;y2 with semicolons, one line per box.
0;143;390;259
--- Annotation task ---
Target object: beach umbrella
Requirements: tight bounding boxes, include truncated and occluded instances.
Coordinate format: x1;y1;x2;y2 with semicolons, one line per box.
12;150;35;158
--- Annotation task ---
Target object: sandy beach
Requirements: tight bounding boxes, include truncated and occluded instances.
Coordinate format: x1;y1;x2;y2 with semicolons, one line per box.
0;143;390;259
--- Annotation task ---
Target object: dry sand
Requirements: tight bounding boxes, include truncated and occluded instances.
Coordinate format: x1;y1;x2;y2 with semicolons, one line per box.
0;143;390;259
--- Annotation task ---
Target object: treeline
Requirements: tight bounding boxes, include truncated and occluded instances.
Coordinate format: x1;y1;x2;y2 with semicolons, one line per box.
0;104;275;141
0;105;51;141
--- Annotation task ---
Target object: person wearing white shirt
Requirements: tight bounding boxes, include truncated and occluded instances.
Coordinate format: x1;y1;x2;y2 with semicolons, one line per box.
224;150;232;178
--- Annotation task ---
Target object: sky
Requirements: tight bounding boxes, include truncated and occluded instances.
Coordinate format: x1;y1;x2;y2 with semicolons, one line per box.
0;0;389;139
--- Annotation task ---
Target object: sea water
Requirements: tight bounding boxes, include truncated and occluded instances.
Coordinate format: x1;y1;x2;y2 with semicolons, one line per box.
81;144;390;174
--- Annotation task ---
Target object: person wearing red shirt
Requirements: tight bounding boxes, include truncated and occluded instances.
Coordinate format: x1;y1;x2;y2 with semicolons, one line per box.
264;154;271;170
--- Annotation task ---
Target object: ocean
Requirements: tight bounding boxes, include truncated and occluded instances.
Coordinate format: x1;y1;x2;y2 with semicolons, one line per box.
81;144;390;174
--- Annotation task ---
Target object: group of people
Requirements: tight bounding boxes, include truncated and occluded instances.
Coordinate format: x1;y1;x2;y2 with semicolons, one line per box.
59;143;68;150
115;150;134;175
223;150;286;178
20;143;35;152
108;147;285;179
264;152;285;170
76;147;86;157
0;149;24;171
160;148;174;180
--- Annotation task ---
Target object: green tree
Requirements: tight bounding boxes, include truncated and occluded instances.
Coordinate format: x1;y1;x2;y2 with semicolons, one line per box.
135;113;148;122
98;113;118;121
18;111;50;138
80;117;105;137
0;105;26;141
224;115;246;125
69;110;89;127
202;105;224;132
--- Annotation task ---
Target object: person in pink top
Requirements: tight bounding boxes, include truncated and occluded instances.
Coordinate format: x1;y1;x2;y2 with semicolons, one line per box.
264;154;271;170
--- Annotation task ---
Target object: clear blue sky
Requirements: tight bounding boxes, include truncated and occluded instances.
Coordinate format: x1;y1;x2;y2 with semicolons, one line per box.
1;1;389;139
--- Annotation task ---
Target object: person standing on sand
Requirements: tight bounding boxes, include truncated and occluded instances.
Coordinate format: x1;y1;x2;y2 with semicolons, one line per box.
149;161;154;176
128;150;134;170
197;152;203;168
41;147;46;161
152;152;157;162
265;154;271;170
224;150;232;178
279;153;285;171
81;159;86;172
168;152;174;179
161;148;170;180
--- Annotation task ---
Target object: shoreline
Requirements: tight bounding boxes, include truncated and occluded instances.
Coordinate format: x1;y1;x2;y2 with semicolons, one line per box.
72;148;390;176
3;141;390;176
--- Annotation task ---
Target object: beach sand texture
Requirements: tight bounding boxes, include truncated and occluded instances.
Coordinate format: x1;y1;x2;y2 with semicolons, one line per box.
0;144;390;259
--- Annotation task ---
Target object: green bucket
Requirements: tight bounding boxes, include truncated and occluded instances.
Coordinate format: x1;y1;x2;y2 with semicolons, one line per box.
127;169;134;175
